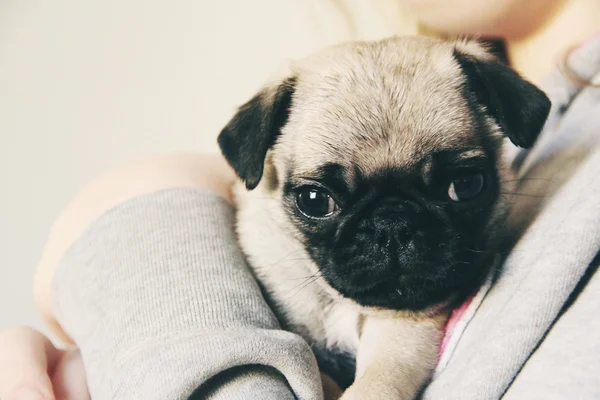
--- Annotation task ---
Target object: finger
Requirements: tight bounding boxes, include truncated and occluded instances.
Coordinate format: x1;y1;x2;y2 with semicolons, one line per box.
0;327;62;400
51;350;90;400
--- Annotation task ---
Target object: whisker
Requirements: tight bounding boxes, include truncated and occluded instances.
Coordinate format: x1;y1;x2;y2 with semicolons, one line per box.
283;271;323;297
286;273;325;298
500;177;552;184
263;249;308;270
500;191;546;198
464;247;484;254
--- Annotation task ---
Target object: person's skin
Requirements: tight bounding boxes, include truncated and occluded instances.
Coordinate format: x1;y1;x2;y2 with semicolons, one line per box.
402;0;600;84
1;0;599;398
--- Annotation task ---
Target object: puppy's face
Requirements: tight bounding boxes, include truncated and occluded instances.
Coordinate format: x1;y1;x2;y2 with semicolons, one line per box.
219;36;550;311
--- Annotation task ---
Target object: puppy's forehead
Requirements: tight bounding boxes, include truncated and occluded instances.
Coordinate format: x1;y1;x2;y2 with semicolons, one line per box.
281;37;484;175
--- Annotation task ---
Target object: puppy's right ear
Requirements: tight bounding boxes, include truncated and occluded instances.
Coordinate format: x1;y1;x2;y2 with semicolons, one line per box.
218;77;296;190
453;44;551;149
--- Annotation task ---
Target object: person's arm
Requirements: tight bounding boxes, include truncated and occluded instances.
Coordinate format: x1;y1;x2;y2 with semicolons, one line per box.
34;153;238;345
0;153;324;400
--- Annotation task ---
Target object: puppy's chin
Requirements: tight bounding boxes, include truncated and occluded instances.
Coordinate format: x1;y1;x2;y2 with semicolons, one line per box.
318;260;488;311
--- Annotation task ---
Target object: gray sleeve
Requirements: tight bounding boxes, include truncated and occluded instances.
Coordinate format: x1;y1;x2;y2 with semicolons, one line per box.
504;256;600;400
51;188;324;400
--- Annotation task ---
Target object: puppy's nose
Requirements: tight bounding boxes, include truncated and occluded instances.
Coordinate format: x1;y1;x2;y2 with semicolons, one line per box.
358;215;415;246
362;198;420;248
369;217;414;247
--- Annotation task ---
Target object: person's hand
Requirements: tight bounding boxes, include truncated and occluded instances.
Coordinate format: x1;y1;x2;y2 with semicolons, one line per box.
0;327;89;400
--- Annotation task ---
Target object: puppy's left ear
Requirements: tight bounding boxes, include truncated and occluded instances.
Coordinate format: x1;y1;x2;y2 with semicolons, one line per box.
453;48;551;148
218;77;296;190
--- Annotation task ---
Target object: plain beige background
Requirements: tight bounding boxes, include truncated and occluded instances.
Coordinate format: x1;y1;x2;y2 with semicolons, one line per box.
0;0;413;333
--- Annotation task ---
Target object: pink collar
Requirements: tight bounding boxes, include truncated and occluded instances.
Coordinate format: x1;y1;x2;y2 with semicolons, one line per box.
435;267;495;377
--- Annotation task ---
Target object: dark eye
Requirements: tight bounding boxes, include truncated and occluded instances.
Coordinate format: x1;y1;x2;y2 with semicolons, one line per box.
448;173;485;202
295;187;339;218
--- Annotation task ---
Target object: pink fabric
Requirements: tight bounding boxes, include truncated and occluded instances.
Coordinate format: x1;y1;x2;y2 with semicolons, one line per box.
435;265;494;370
439;295;475;358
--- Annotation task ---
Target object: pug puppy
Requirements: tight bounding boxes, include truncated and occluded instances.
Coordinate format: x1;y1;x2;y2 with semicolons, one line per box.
217;36;550;399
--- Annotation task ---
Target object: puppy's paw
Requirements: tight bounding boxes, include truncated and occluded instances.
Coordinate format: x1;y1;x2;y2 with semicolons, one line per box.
340;379;410;400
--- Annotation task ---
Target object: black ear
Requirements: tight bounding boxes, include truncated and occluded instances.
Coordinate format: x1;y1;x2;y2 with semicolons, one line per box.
217;77;296;190
453;50;551;148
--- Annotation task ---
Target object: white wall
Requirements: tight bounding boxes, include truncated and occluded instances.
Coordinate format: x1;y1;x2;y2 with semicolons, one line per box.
0;0;413;333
